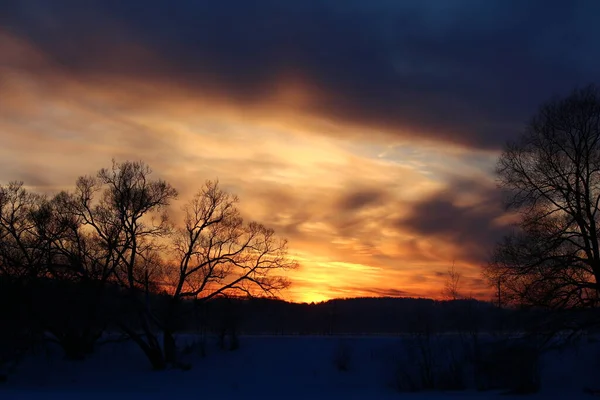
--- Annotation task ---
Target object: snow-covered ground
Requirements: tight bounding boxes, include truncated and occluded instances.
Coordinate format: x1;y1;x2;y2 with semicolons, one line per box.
1;334;599;399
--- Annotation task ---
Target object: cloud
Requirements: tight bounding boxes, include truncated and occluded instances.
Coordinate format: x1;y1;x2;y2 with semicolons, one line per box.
3;1;600;149
333;287;416;299
399;176;511;265
337;187;391;212
5;1;573;302
0;57;454;301
0;55;506;300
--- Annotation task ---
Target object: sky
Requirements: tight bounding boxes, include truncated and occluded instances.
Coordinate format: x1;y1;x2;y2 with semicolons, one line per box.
1;0;600;303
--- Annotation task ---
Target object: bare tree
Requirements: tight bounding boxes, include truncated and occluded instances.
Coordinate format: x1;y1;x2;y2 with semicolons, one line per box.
0;161;297;370
442;262;461;301
485;85;600;309
31;192;113;359
0;182;46;376
0;181;136;361
66;162;296;369
0;182;47;280
161;180;298;364
68;160;177;369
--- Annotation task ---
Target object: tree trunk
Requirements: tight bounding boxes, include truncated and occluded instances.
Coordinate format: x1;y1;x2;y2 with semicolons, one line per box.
146;347;167;371
163;298;181;365
163;329;177;365
118;322;167;371
133;334;167;371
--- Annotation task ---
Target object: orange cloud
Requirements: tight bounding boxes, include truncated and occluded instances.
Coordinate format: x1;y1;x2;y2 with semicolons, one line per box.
0;32;502;302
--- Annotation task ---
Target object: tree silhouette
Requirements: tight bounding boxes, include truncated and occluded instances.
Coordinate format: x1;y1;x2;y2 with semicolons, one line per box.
161;179;297;363
486;85;600;309
442;262;461;301
69;160;178;369
67;160;296;369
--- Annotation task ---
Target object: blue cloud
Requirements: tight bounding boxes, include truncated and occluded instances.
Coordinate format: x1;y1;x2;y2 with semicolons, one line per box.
2;0;600;149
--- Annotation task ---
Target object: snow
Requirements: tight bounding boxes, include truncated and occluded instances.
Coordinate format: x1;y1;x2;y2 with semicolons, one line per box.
1;334;599;399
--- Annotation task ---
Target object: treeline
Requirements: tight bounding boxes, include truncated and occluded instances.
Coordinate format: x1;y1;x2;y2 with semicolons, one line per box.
185;296;563;335
0;160;296;375
2;159;589;382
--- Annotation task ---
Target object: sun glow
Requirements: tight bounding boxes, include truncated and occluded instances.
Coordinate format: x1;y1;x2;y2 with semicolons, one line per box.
0;32;500;303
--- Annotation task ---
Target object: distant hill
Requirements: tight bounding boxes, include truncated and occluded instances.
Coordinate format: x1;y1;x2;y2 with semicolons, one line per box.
183;296;540;335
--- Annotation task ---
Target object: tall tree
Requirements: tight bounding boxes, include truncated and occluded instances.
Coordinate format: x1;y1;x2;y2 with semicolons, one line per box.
0;182;47;280
161;180;297;363
486;85;600;309
70;160;177;369
69;161;296;369
0;183;46;374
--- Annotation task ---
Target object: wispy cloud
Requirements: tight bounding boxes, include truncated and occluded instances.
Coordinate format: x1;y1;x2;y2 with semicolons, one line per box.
1;1;597;301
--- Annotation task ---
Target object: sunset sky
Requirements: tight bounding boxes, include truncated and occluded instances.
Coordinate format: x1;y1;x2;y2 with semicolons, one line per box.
1;1;600;303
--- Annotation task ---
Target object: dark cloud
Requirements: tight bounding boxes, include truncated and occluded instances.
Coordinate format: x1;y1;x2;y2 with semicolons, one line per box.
400;177;510;264
337;187;390;211
470;277;486;287
244;174;509;269
7;170;51;189
3;0;600;149
343;287;415;299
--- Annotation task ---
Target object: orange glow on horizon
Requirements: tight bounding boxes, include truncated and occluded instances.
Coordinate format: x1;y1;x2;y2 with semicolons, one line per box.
0;32;499;304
